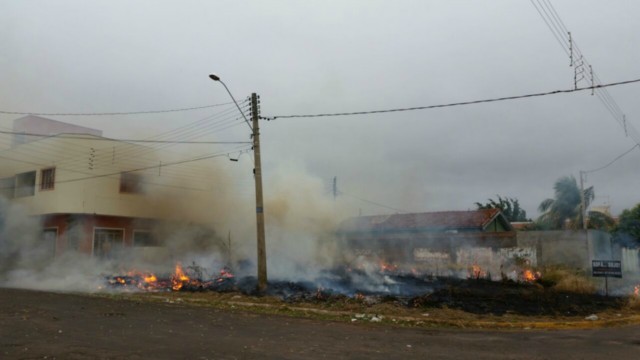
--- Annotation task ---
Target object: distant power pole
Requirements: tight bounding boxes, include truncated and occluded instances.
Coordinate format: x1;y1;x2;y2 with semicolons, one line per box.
250;93;267;293
332;176;337;200
579;171;587;230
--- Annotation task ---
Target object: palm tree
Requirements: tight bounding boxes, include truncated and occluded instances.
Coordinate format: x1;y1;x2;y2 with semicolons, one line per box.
537;175;593;229
475;195;528;222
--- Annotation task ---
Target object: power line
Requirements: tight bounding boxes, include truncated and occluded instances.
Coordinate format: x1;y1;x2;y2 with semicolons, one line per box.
339;191;408;214
583;144;640;174
0;131;250;144
261;78;640;120
530;0;640;147
106;101;250;160
530;0;571;55
53;148;252;185
0;146;252;190
0;102;235;116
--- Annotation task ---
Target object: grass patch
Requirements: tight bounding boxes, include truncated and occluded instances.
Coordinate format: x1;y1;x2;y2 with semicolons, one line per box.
538;266;596;294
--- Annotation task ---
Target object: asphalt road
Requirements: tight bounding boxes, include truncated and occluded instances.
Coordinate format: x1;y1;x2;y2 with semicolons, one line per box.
1;288;639;359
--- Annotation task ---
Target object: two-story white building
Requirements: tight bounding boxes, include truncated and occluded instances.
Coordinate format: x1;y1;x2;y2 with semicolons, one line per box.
1;116;217;259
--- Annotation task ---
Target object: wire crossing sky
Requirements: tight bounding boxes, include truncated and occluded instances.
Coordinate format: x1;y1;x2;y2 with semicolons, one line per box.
260;79;640;120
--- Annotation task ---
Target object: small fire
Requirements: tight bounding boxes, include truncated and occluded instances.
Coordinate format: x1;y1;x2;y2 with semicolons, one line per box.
379;261;398;273
144;274;158;284
217;267;234;283
171;263;190;291
634;285;639;297
470;265;485;279
106;263;235;292
522;269;541;282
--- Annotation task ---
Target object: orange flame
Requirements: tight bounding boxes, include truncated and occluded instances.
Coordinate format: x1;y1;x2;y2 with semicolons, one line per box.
634;285;639;297
171;263;190;291
379;261;398;273
470;265;485;279
523;270;536;282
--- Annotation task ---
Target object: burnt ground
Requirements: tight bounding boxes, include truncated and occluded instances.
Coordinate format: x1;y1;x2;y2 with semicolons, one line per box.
232;276;628;317
105;268;632;317
406;278;627;316
2;288;640;360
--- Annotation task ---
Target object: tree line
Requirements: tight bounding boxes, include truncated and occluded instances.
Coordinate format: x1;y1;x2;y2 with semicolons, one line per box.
475;175;639;247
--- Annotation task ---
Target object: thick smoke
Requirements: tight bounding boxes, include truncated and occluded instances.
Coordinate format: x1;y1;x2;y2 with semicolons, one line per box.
262;163;350;281
2;147;638;298
0;198;119;291
0;152;351;292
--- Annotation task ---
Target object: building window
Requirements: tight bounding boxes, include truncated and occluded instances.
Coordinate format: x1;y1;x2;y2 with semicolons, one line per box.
0;177;14;199
93;228;124;259
133;230;159;247
40;168;55;190
15;171;36;197
120;172;144;194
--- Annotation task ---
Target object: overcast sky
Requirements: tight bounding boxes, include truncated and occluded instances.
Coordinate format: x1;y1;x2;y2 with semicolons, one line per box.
1;0;639;218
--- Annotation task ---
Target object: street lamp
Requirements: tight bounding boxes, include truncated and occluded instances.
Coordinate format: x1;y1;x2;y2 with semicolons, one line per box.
209;74;267;293
209;74;252;130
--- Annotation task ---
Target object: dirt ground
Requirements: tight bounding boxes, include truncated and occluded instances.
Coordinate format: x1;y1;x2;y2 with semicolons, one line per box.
2;287;640;359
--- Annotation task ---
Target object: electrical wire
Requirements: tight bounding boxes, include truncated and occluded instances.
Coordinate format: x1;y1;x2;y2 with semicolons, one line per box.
108;101;250;160
530;0;640;147
53;147;252;185
339;191;408;214
0;145;252;191
0;103;249;170
0;131;250;144
582;144;640;174
0;102;235;116
0;101;256;188
530;0;571;54
260;78;640;120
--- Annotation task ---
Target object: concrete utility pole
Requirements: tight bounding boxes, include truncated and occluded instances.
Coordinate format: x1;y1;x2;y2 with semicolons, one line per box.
579;171;587;230
209;74;267;293
250;93;267;293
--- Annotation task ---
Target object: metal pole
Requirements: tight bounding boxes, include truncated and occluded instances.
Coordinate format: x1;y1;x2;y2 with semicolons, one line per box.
251;93;267;293
579;171;590;272
579;171;587;230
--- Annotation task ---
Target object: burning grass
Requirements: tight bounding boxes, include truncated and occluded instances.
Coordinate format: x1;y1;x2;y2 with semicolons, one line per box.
101;262;636;325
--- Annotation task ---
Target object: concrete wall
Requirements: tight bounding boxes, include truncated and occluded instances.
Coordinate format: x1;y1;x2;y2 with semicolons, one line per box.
517;230;616;270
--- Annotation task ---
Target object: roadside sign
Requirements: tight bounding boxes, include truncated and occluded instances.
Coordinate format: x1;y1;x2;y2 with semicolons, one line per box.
592;260;622;278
